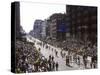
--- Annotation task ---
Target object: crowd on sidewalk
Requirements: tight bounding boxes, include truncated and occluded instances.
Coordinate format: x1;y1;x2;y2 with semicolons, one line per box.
43;37;97;69
15;39;60;73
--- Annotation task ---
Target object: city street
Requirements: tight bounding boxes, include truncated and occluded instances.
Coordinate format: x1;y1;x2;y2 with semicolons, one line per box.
26;35;90;71
12;2;97;73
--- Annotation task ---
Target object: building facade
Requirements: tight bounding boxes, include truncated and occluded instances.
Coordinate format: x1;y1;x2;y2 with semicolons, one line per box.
33;19;43;39
49;13;69;41
66;5;97;43
41;20;47;39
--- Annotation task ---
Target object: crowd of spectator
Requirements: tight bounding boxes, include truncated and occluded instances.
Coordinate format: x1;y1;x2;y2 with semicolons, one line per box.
15;39;59;73
45;37;97;69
